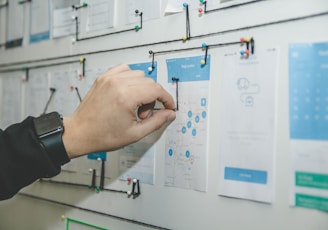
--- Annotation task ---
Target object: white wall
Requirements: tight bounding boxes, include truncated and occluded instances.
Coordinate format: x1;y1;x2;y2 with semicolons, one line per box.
0;0;328;229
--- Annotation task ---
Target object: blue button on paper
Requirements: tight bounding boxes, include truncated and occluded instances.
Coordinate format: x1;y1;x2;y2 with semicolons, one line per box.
224;167;267;184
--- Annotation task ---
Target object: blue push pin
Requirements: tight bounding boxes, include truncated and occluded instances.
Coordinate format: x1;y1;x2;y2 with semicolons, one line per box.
183;2;188;7
240;50;245;56
202;43;207;49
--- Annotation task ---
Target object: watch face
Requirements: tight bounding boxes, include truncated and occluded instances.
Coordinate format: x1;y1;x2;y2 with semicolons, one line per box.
34;112;63;137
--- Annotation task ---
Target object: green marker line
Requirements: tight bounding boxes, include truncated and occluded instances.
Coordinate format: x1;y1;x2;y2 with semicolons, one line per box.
66;217;108;230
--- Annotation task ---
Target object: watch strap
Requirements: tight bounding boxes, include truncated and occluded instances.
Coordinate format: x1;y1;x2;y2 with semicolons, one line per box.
40;131;70;166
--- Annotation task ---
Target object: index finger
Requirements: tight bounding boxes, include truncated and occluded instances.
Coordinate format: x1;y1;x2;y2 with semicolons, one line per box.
137;83;176;111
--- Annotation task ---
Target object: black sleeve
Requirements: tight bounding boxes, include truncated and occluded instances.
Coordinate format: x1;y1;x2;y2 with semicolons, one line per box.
0;117;70;200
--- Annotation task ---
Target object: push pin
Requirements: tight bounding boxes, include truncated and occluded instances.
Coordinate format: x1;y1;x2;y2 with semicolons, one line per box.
183;2;191;40
250;37;255;54
201;43;209;65
240;50;250;58
198;8;203;14
97;159;105;190
80;57;86;77
131;178;140;197
149;50;155;72
22;67;29;82
70;85;75;91
135;9;142;16
71;38;76;43
240;37;245;44
75;87;82;102
134;9;143;31
172;77;179;111
42;88;56;115
88;168;96;189
199;0;207;12
72;2;88;10
245;37;251;50
127;178;141;198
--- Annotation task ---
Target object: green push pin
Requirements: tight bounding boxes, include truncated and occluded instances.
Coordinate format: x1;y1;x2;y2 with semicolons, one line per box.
82;2;88;7
135;25;140;31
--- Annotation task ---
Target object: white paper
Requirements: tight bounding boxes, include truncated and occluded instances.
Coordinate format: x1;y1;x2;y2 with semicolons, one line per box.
29;0;50;43
7;0;24;42
50;70;81;116
289;42;328;212
218;48;278;203
125;0;160;24
119;134;157;185
0;1;7;45
0;73;23;129
25;72;49;116
165;55;210;191
53;7;78;38
85;0;115;32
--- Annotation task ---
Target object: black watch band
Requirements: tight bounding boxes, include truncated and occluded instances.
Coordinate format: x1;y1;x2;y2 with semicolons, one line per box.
33;112;69;166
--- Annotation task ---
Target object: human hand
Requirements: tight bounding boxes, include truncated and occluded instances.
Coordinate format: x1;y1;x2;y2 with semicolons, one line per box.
62;64;176;159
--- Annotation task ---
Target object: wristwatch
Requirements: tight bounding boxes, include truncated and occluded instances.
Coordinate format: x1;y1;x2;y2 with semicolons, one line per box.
33;112;69;166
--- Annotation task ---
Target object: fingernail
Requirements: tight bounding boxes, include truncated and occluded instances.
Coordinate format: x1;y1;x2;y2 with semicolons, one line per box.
167;111;176;122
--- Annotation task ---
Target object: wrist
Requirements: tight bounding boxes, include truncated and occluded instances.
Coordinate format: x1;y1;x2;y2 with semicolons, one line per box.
62;116;94;159
33;112;70;165
62;116;78;159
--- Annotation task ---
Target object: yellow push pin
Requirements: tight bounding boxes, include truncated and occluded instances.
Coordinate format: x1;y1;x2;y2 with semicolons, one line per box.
245;37;251;43
182;35;187;41
79;57;85;63
60;215;66;221
200;59;206;65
